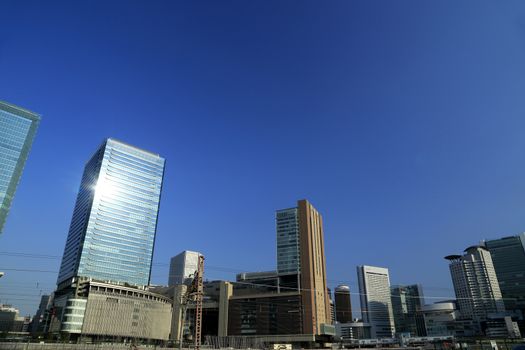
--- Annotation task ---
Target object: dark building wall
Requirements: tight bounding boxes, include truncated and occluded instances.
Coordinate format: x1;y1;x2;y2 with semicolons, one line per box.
334;288;352;323
0;311;17;332
391;285;424;336
228;294;303;336
484;235;525;312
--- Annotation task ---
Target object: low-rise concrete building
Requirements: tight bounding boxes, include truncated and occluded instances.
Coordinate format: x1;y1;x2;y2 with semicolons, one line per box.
0;305;27;333
335;321;371;340
419;302;458;337
49;278;172;343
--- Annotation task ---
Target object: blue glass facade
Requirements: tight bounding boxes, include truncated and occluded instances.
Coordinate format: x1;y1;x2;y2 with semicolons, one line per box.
57;138;165;287
0;101;40;234
276;207;300;274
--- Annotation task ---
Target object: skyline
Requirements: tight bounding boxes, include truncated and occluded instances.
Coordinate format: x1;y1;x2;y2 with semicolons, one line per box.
2;0;525;317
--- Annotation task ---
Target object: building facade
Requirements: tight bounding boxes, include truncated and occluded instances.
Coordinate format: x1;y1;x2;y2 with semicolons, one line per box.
357;265;395;339
49;279;172;342
297;199;332;335
334;285;352;324
225;200;333;346
57;138;165;287
390;284;424;336
335;322;371;341
168;250;202;286
0;305;27;333
483;234;525;320
276;207;300;274
0;101;40;234
30;295;51;335
419;302;458;337
445;246;505;322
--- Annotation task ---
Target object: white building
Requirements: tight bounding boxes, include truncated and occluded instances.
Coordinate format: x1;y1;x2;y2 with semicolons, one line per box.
445;246;505;322
357;265;395;338
420;301;458;336
168;250;202;286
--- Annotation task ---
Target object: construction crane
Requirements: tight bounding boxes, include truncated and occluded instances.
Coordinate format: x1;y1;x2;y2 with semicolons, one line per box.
193;255;204;350
179;255;204;350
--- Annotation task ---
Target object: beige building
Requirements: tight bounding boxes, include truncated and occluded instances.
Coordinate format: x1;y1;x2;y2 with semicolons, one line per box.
297;199;331;335
50;278;172;343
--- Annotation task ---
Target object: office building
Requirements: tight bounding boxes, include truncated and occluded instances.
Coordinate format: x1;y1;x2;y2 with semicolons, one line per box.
276;207;300;274
49;139;166;342
48;278;172;342
168;250;202;286
30;295;51;335
226;200;333;346
0;101;40;234
335;322;371;341
445;246;505;322
357;265;395;338
0;304;29;333
390;284;424;336
419;301;458;337
296;199;331;335
57;138;165;287
483;234;525;318
334;285;352;323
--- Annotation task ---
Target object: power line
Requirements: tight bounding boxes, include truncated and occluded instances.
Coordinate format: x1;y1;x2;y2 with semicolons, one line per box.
0;251;507;304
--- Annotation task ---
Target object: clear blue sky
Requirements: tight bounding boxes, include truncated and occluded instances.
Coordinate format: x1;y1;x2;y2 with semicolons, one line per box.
1;0;525;316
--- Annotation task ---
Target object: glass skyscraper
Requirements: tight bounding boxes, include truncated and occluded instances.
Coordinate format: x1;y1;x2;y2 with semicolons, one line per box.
484;234;525;315
276;207;300;274
0;101;40;234
57;138;165;287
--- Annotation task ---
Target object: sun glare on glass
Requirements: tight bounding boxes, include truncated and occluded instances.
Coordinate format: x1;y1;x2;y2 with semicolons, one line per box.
95;178;117;198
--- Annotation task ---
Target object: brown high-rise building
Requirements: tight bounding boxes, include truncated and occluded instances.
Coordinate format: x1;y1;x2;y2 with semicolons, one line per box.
228;199;333;344
334;285;352;323
297;199;332;334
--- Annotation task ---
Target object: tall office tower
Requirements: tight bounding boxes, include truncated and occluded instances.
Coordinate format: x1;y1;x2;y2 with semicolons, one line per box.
168;250;202;286
390;284;424;336
483;234;525;317
335;285;353;323
297;199;332;334
0;101;40;234
357;265;395;338
276;207;300;274
445;246;505;322
57;138;165;287
228;199;331;345
274;200;331;333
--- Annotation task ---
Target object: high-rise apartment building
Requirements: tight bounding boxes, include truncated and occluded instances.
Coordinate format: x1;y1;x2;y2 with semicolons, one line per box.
483;234;525;317
57;138;165;287
168;250;202;286
0;101;40;234
357;265;395;338
334;285;352;323
390;284;424;336
445;246;505;322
